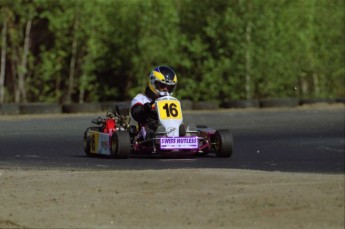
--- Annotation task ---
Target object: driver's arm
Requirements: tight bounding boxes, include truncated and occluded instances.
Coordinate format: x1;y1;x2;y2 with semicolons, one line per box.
131;103;152;123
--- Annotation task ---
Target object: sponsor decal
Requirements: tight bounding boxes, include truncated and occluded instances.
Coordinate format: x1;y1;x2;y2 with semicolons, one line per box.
160;137;198;150
90;132;99;153
90;131;111;155
98;134;111;155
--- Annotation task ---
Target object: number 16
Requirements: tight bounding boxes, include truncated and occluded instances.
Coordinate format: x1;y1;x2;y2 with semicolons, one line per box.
162;103;178;117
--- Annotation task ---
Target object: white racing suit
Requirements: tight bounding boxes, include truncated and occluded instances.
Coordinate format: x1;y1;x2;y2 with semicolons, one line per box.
130;87;159;140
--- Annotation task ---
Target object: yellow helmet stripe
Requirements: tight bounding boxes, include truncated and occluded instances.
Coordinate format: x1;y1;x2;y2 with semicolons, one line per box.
153;71;165;81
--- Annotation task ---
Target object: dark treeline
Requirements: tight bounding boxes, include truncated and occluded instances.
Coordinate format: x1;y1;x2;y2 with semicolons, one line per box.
0;0;344;104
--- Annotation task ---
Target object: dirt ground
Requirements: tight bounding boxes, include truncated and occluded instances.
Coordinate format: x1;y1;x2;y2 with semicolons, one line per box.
0;168;343;229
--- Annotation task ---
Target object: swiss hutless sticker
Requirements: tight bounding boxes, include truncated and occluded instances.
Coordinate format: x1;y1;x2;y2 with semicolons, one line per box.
160;137;198;150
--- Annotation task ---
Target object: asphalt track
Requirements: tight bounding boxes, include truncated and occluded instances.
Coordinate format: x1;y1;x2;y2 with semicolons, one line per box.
0;106;344;173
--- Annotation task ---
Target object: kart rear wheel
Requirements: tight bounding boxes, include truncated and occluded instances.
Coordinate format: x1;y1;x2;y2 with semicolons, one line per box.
111;131;131;159
213;129;233;158
83;130;91;156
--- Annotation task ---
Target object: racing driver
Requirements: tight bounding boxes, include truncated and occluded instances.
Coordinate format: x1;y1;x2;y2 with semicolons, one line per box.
130;66;177;140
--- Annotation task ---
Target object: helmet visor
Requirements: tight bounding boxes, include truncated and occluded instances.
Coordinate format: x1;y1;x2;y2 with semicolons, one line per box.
154;81;175;93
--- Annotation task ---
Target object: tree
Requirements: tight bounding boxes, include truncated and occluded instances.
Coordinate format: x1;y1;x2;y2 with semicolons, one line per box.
0;6;9;103
129;0;183;97
2;0;36;103
0;0;343;104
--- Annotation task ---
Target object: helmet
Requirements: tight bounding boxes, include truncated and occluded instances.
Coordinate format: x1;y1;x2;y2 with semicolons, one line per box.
148;66;177;96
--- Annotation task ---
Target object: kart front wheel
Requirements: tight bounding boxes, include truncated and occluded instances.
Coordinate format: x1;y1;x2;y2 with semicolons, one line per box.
213;129;233;158
111;131;131;159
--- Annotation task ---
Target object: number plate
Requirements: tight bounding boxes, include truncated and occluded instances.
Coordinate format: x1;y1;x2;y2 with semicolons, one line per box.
160;137;198;150
156;100;182;120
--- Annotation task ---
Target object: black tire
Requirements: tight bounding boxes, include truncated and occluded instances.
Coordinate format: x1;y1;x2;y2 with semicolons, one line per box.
181;100;193;110
0;104;19;115
193;101;219;110
110;131;131;159
336;98;345;103
19;103;62;114
260;98;299;108
213;129;233;158
83;129;92;157
229;99;260;109
62;103;102;113
300;98;336;105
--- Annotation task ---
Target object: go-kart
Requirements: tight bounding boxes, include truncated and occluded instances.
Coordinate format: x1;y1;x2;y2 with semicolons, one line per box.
83;96;233;158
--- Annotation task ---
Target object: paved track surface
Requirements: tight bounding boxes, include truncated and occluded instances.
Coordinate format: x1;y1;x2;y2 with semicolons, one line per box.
0;106;344;173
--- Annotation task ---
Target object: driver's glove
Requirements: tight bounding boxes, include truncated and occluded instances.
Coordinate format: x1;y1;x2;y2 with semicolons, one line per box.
143;101;155;112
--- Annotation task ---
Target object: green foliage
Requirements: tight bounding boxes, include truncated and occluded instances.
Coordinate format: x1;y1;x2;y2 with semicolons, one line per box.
0;0;344;103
